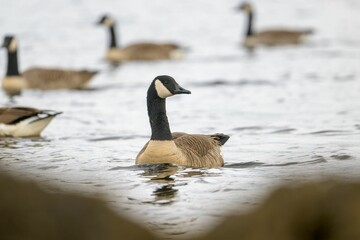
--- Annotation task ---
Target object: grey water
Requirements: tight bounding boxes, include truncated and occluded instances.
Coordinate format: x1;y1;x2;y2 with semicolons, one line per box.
1;0;360;238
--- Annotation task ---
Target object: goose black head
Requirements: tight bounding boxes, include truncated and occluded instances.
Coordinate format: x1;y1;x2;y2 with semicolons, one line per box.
97;15;115;26
153;75;191;99
2;35;17;52
238;2;252;12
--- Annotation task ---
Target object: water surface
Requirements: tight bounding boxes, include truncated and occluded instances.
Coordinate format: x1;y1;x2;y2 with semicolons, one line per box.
1;0;360;238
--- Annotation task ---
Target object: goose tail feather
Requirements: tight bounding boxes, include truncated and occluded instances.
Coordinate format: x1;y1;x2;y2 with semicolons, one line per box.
29;111;62;124
211;133;230;146
303;29;314;35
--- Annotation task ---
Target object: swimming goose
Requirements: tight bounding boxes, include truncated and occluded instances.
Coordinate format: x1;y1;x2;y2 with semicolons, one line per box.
238;2;313;48
0;107;61;137
136;75;230;168
97;15;185;62
1;35;97;95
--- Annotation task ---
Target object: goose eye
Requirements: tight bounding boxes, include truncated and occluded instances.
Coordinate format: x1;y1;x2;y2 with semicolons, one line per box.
164;80;168;85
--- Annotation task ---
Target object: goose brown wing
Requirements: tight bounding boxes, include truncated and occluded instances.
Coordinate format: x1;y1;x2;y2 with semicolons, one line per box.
23;68;97;89
256;30;306;39
173;134;219;157
171;132;187;140
0;107;39;124
260;29;303;35
121;43;177;60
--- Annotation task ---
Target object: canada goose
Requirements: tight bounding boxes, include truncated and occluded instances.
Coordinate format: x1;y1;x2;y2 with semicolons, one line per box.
1;35;98;95
238;2;313;48
0;107;61;137
97;15;185;62
136;75;230;168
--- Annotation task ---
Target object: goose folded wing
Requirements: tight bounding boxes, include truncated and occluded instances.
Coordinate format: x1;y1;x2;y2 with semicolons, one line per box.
0;107;39;124
173;134;219;157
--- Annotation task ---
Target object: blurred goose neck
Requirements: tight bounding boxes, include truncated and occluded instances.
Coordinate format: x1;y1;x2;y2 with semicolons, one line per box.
147;86;172;141
6;50;20;76
245;11;254;37
109;25;118;48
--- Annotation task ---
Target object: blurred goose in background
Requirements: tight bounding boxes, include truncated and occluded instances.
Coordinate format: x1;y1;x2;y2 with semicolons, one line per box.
0;107;61;137
97;15;185;62
1;35;98;95
238;2;313;48
136;75;229;168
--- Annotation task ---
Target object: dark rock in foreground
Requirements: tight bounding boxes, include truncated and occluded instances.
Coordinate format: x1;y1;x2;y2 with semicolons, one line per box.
0;173;157;240
195;180;360;240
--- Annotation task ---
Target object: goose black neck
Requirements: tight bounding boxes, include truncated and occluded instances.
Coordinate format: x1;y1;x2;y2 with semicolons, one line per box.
245;11;254;37
147;86;172;141
109;25;118;48
6;50;20;76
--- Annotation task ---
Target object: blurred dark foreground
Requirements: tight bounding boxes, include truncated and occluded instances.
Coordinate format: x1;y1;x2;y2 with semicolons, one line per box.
0;173;157;240
194;179;360;240
1;172;360;240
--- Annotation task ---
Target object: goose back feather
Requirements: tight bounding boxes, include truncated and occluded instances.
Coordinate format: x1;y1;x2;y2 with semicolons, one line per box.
22;68;97;89
244;30;312;48
136;132;229;168
0;107;39;124
106;43;183;62
173;133;227;168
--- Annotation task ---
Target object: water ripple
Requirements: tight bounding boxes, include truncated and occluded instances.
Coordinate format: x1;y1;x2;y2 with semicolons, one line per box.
225;158;326;169
88;135;149;142
307;130;353;136
192;79;276;87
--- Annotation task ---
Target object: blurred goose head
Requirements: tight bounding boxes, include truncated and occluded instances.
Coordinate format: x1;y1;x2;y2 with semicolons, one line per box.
238;2;252;12
2;35;17;52
97;15;115;27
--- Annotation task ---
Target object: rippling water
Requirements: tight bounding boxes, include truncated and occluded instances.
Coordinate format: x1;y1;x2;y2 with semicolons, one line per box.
1;0;360;238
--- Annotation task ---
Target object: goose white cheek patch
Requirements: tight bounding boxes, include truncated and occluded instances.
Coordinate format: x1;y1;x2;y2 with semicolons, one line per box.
155;79;173;98
9;39;17;52
104;18;114;27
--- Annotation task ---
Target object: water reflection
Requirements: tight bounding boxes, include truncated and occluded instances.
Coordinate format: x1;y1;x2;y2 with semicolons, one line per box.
178;170;209;178
0;137;49;149
151;184;178;205
138;164;179;205
137;164;224;205
0;138;18;149
140;164;180;180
